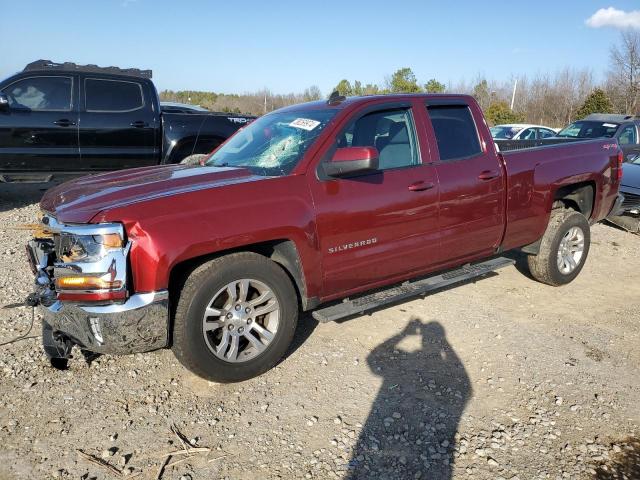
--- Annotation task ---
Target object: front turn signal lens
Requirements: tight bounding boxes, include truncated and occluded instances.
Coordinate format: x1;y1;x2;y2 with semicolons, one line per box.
56;276;123;291
100;233;124;248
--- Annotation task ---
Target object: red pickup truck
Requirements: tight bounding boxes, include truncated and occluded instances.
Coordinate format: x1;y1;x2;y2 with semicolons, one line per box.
27;94;623;382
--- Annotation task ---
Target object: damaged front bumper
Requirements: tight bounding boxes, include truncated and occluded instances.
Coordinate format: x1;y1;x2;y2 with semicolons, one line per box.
27;221;170;355
42;290;170;355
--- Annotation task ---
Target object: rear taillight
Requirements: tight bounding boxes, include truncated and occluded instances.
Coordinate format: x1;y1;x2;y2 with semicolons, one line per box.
617;150;623;181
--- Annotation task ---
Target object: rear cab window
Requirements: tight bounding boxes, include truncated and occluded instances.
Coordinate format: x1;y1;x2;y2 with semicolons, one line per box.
426;104;482;161
85;78;144;112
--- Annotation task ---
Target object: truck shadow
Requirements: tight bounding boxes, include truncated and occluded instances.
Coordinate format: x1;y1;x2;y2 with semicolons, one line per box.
592;437;640;480
347;317;471;479
281;312;318;362
0;182;55;214
503;250;535;281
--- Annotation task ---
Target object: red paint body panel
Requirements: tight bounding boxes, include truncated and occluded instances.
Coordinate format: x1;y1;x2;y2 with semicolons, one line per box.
499;140;619;251
40;94;621;306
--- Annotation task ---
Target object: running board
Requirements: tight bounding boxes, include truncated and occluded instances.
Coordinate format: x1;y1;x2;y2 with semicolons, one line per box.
312;257;515;323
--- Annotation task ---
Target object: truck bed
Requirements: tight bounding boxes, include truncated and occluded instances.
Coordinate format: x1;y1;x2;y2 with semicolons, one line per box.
499;138;621;251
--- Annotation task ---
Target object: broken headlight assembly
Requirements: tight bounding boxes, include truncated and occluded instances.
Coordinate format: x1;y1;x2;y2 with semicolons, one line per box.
57;232;124;263
44;218;130;302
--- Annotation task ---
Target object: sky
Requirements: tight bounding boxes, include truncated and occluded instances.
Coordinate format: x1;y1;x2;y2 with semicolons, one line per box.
1;1;639;95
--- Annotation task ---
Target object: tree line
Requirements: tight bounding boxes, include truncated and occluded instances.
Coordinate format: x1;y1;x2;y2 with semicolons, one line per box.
160;31;640;127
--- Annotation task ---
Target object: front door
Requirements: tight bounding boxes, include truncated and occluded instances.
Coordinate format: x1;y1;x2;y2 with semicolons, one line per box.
0;75;79;173
309;103;440;298
79;76;157;171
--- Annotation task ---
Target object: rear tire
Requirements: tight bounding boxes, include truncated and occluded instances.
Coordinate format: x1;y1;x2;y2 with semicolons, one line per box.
527;208;590;286
172;252;298;383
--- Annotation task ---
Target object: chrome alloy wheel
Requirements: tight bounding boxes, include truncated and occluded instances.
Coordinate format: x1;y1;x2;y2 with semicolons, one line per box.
202;279;279;363
556;226;585;275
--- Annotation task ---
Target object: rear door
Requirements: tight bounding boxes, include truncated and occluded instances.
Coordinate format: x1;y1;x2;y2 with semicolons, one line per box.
79;76;157;171
0;74;79;173
423;100;505;263
309;101;440;298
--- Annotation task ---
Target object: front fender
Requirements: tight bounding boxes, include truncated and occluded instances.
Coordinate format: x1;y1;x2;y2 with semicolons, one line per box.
98;175;323;300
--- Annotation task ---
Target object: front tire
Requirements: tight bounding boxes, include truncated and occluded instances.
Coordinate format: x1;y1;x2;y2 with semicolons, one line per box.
172;252;298;383
527;208;591;286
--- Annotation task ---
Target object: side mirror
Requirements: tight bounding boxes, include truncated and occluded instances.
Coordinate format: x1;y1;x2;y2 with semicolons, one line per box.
324;146;379;177
0;93;8;111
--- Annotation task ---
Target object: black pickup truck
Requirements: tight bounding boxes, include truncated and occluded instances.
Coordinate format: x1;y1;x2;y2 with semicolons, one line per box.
0;60;254;182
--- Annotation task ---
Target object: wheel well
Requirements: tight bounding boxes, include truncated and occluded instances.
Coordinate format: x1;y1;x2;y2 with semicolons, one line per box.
553;182;595;220
522;181;596;255
165;139;196;164
166;136;225;164
193;136;225;155
168;240;310;318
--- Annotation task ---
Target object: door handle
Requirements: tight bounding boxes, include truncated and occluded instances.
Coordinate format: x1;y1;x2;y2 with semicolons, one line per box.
130;121;148;128
408;181;435;192
53;119;76;127
478;170;500;180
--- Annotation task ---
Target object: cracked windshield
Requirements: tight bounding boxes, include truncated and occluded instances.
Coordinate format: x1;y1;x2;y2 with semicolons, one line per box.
207;110;337;175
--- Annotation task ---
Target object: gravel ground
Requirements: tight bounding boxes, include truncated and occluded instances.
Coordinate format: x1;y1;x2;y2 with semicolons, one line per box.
0;183;639;480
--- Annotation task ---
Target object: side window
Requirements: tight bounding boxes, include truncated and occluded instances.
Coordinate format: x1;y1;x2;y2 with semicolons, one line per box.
339;108;419;170
427;105;481;161
519;128;536;140
2;76;72;111
618;125;637;145
85;78;144;112
538;128;556;139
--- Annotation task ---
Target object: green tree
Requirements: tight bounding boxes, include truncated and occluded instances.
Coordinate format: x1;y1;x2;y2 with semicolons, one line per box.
352;80;364;96
576;88;614;118
485;101;525;126
473;79;491;110
363;83;380;95
389;68;422;93
424;79;446;93
333;79;353;96
303;85;322;102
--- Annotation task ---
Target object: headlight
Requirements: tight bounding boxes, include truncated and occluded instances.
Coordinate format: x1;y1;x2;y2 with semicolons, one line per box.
57;232;124;263
41;216;129;302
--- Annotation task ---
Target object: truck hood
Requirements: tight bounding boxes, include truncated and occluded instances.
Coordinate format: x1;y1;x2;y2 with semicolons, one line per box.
41;165;263;224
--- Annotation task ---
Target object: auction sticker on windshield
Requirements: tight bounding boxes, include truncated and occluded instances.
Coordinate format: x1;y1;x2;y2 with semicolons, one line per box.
289;118;321;131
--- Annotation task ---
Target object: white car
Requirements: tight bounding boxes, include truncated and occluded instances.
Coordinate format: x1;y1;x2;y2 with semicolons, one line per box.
490;124;559;140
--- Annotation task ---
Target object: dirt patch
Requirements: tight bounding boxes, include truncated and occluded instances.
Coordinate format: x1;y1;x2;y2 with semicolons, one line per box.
583;343;609;362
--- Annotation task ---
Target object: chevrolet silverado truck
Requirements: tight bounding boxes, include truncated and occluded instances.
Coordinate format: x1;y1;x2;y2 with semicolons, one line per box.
26;93;623;382
0;60;253;183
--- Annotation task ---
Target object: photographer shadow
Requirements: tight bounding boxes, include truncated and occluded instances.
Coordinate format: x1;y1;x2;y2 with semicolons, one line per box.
348;318;471;480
